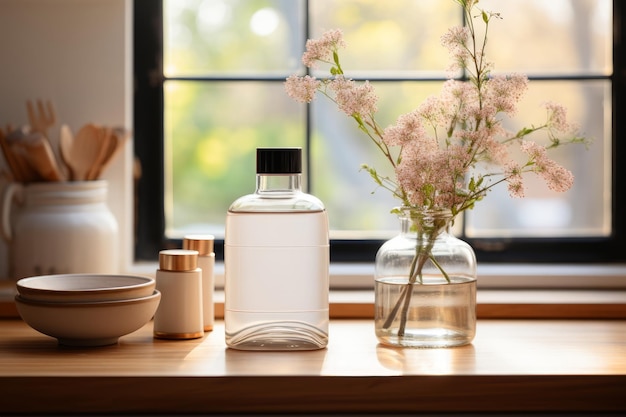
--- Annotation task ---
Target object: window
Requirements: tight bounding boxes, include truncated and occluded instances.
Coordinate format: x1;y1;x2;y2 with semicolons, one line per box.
133;0;625;264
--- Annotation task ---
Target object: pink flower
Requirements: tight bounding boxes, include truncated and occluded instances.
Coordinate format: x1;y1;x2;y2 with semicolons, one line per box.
459;125;509;164
446;144;472;177
543;101;571;132
439;80;476;124
284;75;320;103
417;96;445;128
441;26;470;50
395;152;430;207
382;110;431;149
285;8;586;219
484;74;528;115
302;29;346;68
505;162;525;198
520;140;547;161
395;144;469;209
330;76;378;117
539;160;575;192
520;140;574;192
441;26;471;71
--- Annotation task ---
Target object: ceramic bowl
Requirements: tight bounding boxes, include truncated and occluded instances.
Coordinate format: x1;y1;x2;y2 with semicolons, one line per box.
16;274;155;303
15;290;161;346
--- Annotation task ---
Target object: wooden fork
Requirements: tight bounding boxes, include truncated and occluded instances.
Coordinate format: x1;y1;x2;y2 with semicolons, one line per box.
26;100;56;137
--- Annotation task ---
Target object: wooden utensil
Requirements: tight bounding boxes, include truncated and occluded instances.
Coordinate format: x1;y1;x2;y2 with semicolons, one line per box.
86;126;112;180
0;127;23;181
5;127;40;182
59;124;75;180
26;100;56;137
89;127;129;180
68;123;105;181
19;133;63;181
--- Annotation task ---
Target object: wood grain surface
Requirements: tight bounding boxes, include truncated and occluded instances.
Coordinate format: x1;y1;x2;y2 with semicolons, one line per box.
1;318;625;414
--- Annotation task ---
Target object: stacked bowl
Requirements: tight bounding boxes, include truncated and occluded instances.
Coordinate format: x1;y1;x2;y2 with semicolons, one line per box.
15;274;160;346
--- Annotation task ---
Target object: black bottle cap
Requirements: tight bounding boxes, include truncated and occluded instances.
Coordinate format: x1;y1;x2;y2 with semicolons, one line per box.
256;148;302;174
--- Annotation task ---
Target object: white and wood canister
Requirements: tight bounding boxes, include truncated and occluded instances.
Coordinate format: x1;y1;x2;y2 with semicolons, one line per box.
183;235;215;332
153;249;203;340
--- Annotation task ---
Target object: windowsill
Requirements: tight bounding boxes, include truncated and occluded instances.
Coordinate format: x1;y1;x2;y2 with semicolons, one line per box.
3;263;625;319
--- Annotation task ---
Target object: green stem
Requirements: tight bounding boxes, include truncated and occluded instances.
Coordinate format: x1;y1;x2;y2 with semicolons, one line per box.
430;254;451;283
381;245;422;330
397;247;431;337
382;237;437;337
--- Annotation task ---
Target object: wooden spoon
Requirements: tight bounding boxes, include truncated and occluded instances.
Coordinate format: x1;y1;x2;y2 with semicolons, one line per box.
89;127;129;180
59;124;75;180
86;126;112;180
68;123;104;181
19;133;63;181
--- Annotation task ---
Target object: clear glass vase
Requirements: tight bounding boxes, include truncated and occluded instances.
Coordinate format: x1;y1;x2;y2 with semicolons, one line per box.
375;208;477;348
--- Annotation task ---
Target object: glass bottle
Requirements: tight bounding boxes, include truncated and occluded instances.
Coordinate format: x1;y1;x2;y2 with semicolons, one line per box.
224;148;329;350
375;208;477;348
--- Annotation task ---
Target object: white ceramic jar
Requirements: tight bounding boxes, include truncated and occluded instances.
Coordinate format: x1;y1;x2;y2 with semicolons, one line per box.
1;181;119;279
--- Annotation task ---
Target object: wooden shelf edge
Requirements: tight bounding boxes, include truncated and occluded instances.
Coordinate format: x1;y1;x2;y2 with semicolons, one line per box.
1;375;624;414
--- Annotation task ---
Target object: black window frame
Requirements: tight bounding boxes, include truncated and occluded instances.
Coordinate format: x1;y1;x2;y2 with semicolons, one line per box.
133;0;626;264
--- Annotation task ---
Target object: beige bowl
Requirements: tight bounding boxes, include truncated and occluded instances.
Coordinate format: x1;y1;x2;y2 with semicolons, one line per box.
15;290;161;346
16;274;155;303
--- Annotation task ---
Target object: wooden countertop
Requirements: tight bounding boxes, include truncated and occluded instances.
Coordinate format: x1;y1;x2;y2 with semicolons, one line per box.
1;318;625;414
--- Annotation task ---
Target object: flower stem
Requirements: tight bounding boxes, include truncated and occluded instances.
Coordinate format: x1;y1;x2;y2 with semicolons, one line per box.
382;238;436;337
396;249;431;337
430;254;451;283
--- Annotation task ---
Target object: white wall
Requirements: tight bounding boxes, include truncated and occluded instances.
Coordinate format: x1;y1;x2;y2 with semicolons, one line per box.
0;0;133;278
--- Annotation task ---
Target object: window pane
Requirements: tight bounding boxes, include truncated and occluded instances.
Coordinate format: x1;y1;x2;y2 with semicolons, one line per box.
157;0;615;258
466;80;611;237
311;82;443;238
312;79;610;239
310;0;459;76
164;0;305;76
164;80;305;238
478;0;612;75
